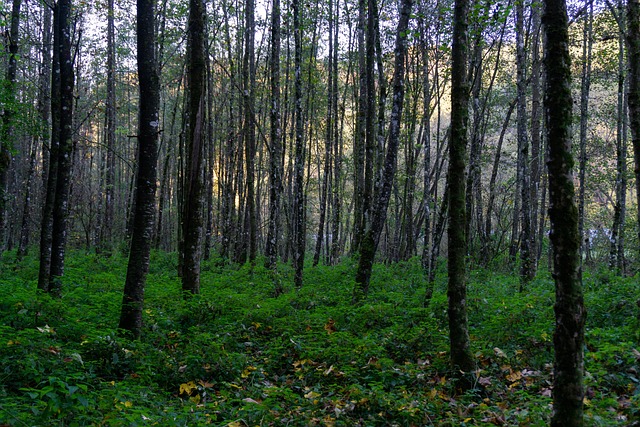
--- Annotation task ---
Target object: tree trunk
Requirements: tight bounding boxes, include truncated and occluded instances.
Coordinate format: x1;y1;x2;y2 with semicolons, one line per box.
265;0;283;274
352;0;413;301
530;1;542;268
608;2;628;272
100;0;117;254
244;0;257;265
0;0;22;252
49;0;75;296
181;0;207;296
292;0;306;287
626;0;639;267
118;0;160;338
447;0;474;375
517;0;534;286
38;4;60;293
543;0;586;424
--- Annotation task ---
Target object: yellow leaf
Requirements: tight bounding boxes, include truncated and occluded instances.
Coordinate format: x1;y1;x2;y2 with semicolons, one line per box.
304;391;321;399
324;318;336;334
190;394;201;405
463;418;472;422
227;422;244;427
180;381;197;396
124;401;133;408
506;371;522;382
241;366;257;378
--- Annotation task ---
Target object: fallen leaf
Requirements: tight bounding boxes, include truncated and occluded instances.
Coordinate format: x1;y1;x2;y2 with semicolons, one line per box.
324;318;337;334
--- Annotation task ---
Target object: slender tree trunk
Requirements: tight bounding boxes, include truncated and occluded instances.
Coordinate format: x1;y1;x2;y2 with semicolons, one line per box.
101;0;117;254
608;1;628;274
0;0;22;252
38;4;59;293
517;0;533;286
530;1;542;268
447;0;474;375
118;0;160;338
330;0;342;264
292;0;306;287
579;1;593;269
17;141;36;260
244;0;257;265
181;0;207;296
265;0;282;274
352;0;413;301
543;0;586;424
313;0;336;267
628;0;640;263
49;0;75;296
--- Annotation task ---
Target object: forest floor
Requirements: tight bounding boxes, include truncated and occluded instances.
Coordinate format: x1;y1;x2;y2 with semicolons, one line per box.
0;250;638;426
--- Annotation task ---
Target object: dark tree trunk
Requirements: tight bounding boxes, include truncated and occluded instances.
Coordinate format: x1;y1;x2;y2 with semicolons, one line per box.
49;0;75;296
17;141;36;260
244;0;257;265
181;0;207;296
530;1;542;268
626;0;640;264
543;0;586;424
292;0;306;287
610;0;627;274
38;4;59;293
0;0;21;251
118;0;160;338
352;0;413;301
313;0;336;267
579;1;593;269
101;0;117;254
516;0;533;287
447;0;474;375
265;0;282;274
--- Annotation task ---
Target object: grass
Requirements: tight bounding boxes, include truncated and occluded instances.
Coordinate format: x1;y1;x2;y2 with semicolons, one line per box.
0;250;638;426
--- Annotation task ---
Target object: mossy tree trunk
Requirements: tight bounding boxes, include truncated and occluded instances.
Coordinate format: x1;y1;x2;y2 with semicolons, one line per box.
352;0;413;302
118;0;160;338
543;0;586;424
181;0;207;296
447;0;475;375
628;0;640;261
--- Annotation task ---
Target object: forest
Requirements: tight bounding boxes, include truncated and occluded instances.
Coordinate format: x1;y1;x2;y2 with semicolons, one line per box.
0;0;639;425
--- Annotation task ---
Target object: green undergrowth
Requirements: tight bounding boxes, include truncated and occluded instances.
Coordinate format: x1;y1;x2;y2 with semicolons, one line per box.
0;250;638;426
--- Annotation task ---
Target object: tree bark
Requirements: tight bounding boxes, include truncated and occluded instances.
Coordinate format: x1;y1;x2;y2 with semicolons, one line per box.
0;0;22;252
292;0;306;287
48;0;75;296
181;0;207;296
265;0;283;273
100;0;117;254
543;0;586;424
447;0;475;375
352;0;413;301
38;3;60;293
626;0;640;264
118;0;160;338
517;0;534;286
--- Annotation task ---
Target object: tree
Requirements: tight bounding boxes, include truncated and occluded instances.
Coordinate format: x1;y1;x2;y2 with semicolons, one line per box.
292;0;306;287
543;0;586;424
628;0;640;262
100;0;117;254
265;0;283;274
181;0;207;296
0;0;22;251
37;0;74;295
352;0;413;301
516;0;533;286
118;0;160;338
447;0;474;375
